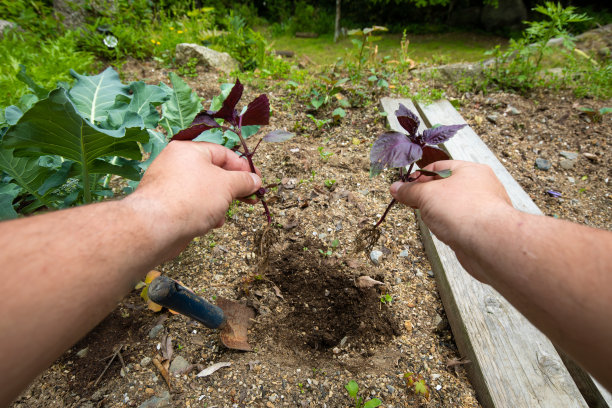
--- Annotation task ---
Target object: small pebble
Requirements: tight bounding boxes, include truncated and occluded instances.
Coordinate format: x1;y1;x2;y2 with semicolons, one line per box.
76;347;89;358
141;357;152;367
535;158;551;171
486;113;499;124
399;250;409;258
149;324;164;339
370;250;383;266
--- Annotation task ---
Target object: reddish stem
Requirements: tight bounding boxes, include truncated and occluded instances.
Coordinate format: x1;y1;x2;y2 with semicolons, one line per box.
373;163;415;228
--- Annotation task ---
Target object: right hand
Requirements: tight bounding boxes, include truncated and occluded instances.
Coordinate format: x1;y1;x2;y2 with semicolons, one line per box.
390;160;513;251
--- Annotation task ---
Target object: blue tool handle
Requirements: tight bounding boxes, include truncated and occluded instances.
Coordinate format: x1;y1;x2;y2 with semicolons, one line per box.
148;276;226;329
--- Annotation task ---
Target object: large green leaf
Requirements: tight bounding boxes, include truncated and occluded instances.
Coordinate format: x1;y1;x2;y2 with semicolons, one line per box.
69;67;130;123
3;88;148;202
160;72;201;136
0;148;55;203
140;129;168;171
0;183;21;220
102;81;169;130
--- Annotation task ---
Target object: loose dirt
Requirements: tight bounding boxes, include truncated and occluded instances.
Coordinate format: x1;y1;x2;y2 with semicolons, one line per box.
12;59;610;408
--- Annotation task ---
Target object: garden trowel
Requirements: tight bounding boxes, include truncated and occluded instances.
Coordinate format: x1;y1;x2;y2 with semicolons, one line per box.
148;275;255;351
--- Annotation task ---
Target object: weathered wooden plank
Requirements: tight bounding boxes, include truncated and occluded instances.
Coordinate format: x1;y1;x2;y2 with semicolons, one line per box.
415;99;611;408
380;97;588;408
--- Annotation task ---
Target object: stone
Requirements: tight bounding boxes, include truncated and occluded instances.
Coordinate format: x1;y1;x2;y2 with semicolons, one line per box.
318;233;327;240
141;357;152;367
486;113;499;124
415;62;486;83
138;391;171;408
169;355;190;374
269;394;277;402
427;269;434;277
175;43;239;74
76;347;89;358
506;106;521;115
149;324;164;339
568;177;575;183
404;320;413;334
435;315;447;331
335;221;343;231
559;158;575;170
0;20;17;39
481;0;527;31
559;151;579;160
386;384;396;394
535;158;551;171
399;250;409;258
369;250;383;266
583;152;598;162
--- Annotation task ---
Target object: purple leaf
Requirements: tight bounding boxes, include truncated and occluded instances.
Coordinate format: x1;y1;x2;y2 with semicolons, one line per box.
213;79;243;124
370;132;422;176
171;123;214;141
191;111;221;128
241;94;270;126
418;168;452;178
395;104;420;137
546;190;562;197
263;130;295;142
417;145;449;168
422;124;466;145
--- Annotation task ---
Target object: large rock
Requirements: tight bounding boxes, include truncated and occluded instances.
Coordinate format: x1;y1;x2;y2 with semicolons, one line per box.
481;0;527;31
570;24;611;62
414;60;495;83
53;0;86;28
175;43;239;74
0;20;17;39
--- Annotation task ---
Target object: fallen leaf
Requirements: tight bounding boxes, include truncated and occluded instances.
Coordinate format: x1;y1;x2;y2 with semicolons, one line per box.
196;362;231;377
273;285;284;299
446;357;471;368
160;334;173;361
355;276;385;288
404;320;413;334
141;270;163;312
153;357;171;390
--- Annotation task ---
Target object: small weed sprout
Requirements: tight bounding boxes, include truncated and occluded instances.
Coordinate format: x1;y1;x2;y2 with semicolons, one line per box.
345;380;382;408
308;114;331;130
324;179;336;188
318;146;334;161
404;372;430;400
380;294;393;304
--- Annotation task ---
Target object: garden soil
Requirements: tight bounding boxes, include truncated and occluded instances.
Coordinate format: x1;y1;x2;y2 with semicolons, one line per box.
12;61;610;408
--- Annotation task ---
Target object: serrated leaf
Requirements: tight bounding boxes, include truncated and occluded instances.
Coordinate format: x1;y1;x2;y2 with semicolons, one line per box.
422;124;466;145
370;132;422;177
345;380;359;398
160;73;201;136
241;94;269;126
395;104;420;137
417;146;450;168
69;67;130;123
127;81;169;128
263;130;295;142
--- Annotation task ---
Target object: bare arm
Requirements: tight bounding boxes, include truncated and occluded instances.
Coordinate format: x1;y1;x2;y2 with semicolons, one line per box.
390;160;612;391
0;141;262;405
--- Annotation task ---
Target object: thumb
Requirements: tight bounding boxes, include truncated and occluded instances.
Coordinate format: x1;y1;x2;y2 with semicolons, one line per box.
390;181;424;208
226;171;262;199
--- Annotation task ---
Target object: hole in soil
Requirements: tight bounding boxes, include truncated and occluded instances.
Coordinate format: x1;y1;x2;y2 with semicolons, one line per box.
267;239;399;352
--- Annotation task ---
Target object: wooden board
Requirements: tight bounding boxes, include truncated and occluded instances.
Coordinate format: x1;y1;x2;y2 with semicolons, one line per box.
380;97;589;408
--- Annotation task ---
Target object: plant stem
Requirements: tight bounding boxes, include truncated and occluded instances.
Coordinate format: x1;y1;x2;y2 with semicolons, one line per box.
235;116;272;224
373;163;414;228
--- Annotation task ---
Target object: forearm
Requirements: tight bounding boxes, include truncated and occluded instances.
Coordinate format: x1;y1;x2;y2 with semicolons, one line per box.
454;206;612;389
0;197;180;405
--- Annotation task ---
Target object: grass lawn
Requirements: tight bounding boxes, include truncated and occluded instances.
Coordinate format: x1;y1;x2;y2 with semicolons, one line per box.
265;31;507;66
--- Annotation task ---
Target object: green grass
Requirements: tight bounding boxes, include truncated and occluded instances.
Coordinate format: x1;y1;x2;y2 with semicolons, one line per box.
0;31;97;108
265;31;507;66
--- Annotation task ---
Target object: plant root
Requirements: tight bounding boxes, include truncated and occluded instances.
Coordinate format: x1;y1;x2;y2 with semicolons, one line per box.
353;226;382;254
253;224;279;273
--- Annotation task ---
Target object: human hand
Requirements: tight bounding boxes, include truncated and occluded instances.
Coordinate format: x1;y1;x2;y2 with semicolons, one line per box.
390;161;513;249
126;141;261;253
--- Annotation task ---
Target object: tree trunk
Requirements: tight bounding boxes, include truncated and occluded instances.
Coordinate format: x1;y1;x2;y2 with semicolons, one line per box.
334;0;341;43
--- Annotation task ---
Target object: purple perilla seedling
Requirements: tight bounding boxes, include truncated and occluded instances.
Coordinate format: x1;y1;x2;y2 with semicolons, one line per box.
171;79;294;224
355;104;465;252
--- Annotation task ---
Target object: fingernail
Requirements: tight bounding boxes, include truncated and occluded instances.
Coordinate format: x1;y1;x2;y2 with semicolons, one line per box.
390;181;403;195
250;172;261;186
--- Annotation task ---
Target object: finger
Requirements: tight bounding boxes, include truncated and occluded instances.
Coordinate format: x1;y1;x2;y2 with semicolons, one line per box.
191;142;255;172
224;171;262;200
390;180;428;208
